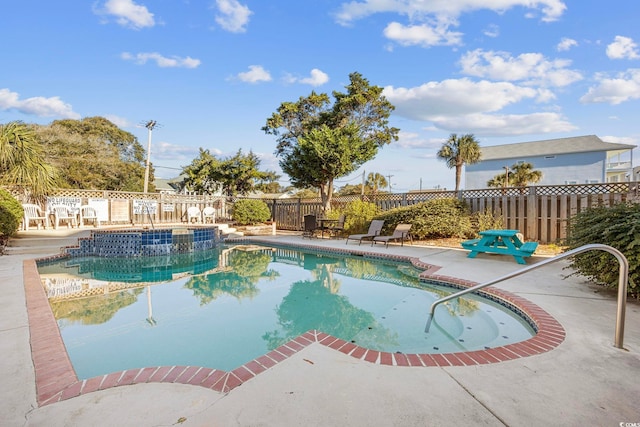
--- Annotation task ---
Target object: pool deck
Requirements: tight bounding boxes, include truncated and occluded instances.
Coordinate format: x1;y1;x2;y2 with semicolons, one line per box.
2;227;639;426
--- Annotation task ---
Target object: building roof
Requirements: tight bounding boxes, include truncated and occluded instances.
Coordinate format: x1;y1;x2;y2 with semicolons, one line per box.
479;135;636;161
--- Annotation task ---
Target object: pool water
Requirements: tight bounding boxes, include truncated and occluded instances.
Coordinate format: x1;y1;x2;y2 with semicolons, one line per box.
37;244;535;379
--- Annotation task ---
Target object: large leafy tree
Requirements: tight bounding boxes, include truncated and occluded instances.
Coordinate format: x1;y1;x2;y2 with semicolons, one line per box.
487;162;543;188
0;121;58;198
437;133;482;192
263;72;399;212
35;117;148;191
182;149;278;196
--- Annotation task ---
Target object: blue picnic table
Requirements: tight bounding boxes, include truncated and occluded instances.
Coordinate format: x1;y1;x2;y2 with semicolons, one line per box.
461;229;538;264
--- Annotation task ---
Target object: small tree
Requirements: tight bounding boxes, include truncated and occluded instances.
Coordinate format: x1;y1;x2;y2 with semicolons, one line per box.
437;133;481;192
182;149;279;196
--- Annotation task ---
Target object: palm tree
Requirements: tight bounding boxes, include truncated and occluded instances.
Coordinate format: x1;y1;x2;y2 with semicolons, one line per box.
510;162;542;187
366;172;387;194
0;121;58;198
437;133;482;192
487;162;543;189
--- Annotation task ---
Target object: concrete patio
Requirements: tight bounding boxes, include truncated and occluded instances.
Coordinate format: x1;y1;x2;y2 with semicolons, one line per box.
1;228;639;426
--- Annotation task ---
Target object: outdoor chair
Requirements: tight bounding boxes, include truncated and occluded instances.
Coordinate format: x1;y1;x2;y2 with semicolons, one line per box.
302;214;319;239
79;205;100;228
50;205;77;229
346;220;384;245
202;206;216;223
371;223;413;248
187;206;202;223
327;215;346;238
22;204;48;230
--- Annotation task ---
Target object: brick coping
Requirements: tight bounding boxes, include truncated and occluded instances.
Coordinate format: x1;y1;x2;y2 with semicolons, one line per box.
24;242;565;407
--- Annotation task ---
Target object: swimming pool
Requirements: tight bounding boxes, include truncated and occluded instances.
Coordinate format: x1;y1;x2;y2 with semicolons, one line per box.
37;243;536;379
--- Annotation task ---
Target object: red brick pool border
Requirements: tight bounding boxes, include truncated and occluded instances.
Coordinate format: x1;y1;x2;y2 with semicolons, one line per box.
24;244;565;407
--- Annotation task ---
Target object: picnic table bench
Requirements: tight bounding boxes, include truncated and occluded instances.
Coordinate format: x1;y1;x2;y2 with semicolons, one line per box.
461;229;538;264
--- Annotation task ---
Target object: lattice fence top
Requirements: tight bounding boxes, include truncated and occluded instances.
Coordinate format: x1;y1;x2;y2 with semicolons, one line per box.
534;182;630;195
4;181;636;205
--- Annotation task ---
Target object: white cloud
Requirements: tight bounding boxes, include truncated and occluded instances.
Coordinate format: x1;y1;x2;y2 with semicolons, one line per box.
483;24;500;38
395;131;443;149
334;0;567;26
121;52;201;68
601;135;637;145
383;79;575;135
236;65;272;83
383;20;463;47
557;37;577;51
431;112;576;135
384;79;540;119
153;141;201;161
103;115;130;128
214;0;252;33
0;88;80;119
580;69;640;105
95;0;155;29
286;69;330;86
459;49;583;87
606;36;640;60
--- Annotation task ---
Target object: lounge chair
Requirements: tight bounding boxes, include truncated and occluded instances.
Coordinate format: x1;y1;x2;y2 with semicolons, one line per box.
22;204;48;230
79;205;100;227
372;223;413;248
302;214;319;239
346;220;384;245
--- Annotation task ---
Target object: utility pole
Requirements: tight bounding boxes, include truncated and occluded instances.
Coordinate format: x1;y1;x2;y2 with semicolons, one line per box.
361;170;366;197
387;174;393;193
143;120;158;194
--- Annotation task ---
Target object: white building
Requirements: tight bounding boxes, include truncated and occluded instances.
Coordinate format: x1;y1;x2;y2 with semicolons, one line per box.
465;135;636;189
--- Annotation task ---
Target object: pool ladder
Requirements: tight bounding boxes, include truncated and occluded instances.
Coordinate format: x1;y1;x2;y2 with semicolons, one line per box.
425;244;629;349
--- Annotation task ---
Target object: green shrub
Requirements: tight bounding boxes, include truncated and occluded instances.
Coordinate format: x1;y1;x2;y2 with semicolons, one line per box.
0;188;24;239
336;200;380;235
232;199;272;225
565;202;639;298
472;207;504;232
375;198;474;239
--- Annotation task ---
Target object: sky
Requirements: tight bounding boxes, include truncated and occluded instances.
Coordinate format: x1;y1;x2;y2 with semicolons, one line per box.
2;0;640;192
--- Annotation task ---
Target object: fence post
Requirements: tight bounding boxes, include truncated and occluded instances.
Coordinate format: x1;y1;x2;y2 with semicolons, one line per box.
271;198;277;221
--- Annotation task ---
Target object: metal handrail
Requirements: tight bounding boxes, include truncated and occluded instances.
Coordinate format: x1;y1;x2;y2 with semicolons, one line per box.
425;244;629;349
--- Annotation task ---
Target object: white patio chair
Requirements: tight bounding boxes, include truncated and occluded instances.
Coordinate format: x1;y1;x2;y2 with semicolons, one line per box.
202;206;216;223
79;205;100;227
22;204;48;230
50;205;77;229
187;206;201;223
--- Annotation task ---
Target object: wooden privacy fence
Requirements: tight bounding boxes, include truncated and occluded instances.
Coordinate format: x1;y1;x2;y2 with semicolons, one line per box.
259;182;639;244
